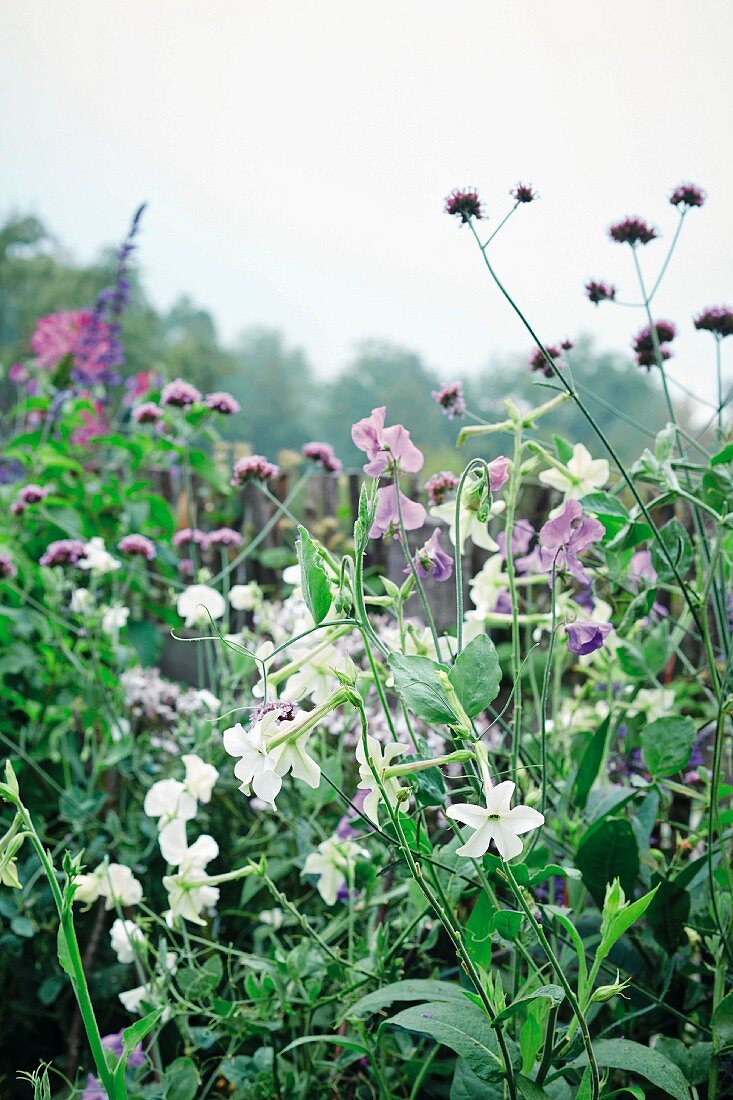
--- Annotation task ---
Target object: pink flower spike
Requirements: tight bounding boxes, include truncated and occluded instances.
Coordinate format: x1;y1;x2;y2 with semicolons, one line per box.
370;485;426;539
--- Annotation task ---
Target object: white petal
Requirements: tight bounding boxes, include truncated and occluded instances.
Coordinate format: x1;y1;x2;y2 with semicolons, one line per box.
504;805;545;836
222;723;249;758
492;821;524;860
445;803;490;829
485;781;515;816
456;822;495;859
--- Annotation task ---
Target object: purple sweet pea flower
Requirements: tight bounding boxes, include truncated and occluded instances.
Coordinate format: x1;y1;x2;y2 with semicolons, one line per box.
409;529;453;582
565;620;612;655
538;500;605;584
629;548;657;586
351;407;424;477
370;485;426;539
497;518;535;561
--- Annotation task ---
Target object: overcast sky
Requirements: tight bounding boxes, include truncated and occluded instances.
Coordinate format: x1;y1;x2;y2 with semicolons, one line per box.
2;1;731;405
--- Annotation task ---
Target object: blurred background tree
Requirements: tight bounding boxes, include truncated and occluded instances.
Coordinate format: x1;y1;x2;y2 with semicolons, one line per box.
0;212;667;470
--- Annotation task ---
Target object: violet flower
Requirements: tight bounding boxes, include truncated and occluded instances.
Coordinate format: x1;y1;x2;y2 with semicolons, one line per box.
370;485;426;539
497;518;534;561
351;407;424;477
566;620;612;655
538;500;605;584
302;441;342;473
231;455;280;485
118;534;156;561
409;529;453;582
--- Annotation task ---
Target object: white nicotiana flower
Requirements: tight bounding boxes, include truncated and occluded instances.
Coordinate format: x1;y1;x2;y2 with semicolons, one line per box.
538;444;609;502
355;735;409;823
176;584;226;628
195;688;221;711
626;686;675;724
280;641;351;706
101;604;130;635
143;778;198;830
446;773;544;861
70;588;94;614
302;835;369;905
162;834;220;925
467;554;510;620
430;470;506;554
223;710;321;809
229;582;263;611
182;753;218;805
110;918;146;964
78;537;121;575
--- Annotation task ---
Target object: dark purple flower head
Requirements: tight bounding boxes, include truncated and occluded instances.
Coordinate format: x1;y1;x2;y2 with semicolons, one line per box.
231;454;280;486
133;401;163;424
17;484;49;506
251;699;299;725
694;306;733;339
528;344;562;377
409;529;453;582
160;379;202;408
608;217;658;246
444;188;484;222
118;533;156;561
10;501;26;517
561;337;574;352
431;381;466;420
425;470;460;507
39;539;87;567
497;518;535;561
636;345;672;370
566;620;612;655
302;441;342;473
208;527;244;548
510;182;538;203
538;500;605;584
205;391;240;415
633;320;677;353
669;182;706;209
585;279;617;305
173;527;209;550
0;552;17;580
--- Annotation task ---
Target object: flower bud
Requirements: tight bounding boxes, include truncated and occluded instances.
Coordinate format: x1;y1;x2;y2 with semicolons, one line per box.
590;973;630;1004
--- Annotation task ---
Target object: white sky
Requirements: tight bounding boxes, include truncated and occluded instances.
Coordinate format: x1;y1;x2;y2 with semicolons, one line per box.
2;1;731;405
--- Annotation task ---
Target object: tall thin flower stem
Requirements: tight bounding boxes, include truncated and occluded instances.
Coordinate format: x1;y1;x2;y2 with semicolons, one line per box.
393;471;442;656
505;427;524;784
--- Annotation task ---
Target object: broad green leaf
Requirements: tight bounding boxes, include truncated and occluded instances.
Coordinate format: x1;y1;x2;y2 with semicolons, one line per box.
491;985;564;1026
572;1039;692;1100
163;1056;200;1100
492;910;523;941
114;1009;164;1084
711;442;733;466
451;1059;504;1099
347;978;469;1018
646;877;690;953
712;989;733;1051
449;635;502;717
177;955;223;998
387;1001;505;1081
575;817;639;906
573;717;611;809
295;526;332;624
466;892;496;968
641;716;696;778
387;653;455;724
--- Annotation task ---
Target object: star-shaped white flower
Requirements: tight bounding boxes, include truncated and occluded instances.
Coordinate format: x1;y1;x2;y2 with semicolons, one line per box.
302;835;369;905
538;444;609;501
446;780;544;861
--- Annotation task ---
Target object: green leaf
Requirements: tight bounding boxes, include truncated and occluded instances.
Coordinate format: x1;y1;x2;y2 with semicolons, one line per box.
491;985;564;1026
516;1077;552;1100
280;1034;368;1055
651;518;692;583
646;877;690;953
387;1001;505;1081
163;1056;200;1100
572;1039;692;1100
387;654;455;724
711;442;733;466
449;635;502;717
492;910;523;941
466;893;496;968
451;1059;504;1099
177;955;223;999
113;1009;164;1084
712;989;733;1051
56;927;73;979
573;717;611;809
347;979;470;1018
575;817;639;906
641;716;696;778
295;526;332;624
597;885;659;961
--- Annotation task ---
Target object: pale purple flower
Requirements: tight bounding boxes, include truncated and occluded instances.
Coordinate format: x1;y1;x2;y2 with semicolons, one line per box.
497;518;535;561
231;455;280;485
538;500;604;584
205;391;241;414
370;485;426;539
0;552;17;580
351;407;424;477
494;590;512;615
118;534;156;561
178;558;195;580
133;402;163;424
40;539;87;567
208;527;244;548
424;471;460;507
17;484;49;505
8;363;29;384
488;455;510;493
173;528;209;549
629;549;657;586
566;621;612;655
302;441;342;473
30;309;116;383
160;379;201;408
409;529;453;581
431;381;466;419
82;1076;106;1100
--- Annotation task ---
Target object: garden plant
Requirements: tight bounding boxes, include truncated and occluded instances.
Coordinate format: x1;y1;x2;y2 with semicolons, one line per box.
0;181;731;1099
